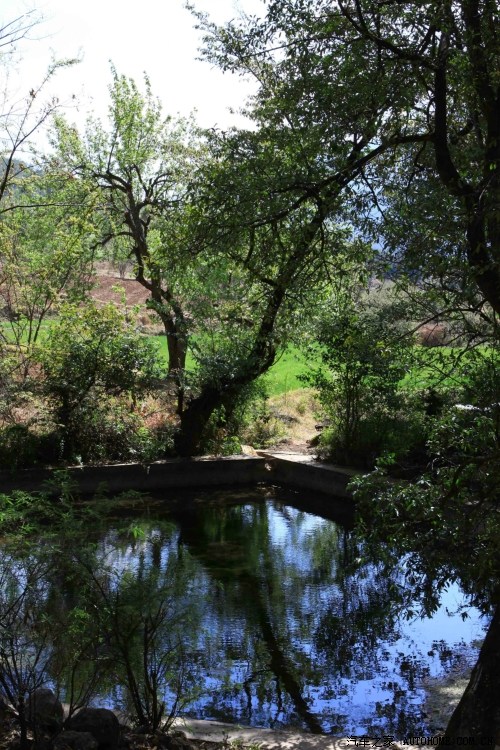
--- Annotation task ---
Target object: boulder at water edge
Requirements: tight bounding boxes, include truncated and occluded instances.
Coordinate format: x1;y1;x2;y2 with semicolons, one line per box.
66;708;120;750
53;730;99;750
27;687;64;733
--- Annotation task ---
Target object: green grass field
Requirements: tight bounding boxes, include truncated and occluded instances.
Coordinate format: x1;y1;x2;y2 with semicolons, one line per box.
1;319;315;398
259;347;314;396
4;316;490;399
150;335;316;397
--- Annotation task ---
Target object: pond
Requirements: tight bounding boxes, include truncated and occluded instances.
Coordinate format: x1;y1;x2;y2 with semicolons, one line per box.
0;484;487;737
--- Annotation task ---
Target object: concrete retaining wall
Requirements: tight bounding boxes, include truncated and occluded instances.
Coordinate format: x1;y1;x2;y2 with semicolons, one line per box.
258;452;356;498
0;456;270;495
0;454;354;499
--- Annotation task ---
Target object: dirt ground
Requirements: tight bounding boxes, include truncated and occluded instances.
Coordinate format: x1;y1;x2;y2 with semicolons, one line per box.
420;668;471;735
259;389;320;454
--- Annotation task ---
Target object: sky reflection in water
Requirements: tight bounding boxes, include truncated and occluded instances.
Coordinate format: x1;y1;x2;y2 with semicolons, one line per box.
93;489;485;736
3;488;485;737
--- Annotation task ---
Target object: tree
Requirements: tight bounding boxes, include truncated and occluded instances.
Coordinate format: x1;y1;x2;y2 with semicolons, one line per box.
172;0;444;455
333;0;500;315
0;164;96;378
0;12;84;444
50;61;370;454
0;11;39;50
0;8;78;211
304;280;421;467
194;0;500;738
324;2;500;738
194;0;499;318
172;128;368;455
52;70;202;413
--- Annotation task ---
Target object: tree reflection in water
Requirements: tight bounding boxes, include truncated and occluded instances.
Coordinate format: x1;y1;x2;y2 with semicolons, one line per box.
0;486;486;736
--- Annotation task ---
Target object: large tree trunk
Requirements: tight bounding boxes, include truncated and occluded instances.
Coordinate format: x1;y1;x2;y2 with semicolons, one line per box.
465;201;500;317
433;29;500;317
174;385;224;456
160;311;187;415
129;222;189;413
139;273;188;414
444;606;500;743
164;321;187;376
174;287;284;456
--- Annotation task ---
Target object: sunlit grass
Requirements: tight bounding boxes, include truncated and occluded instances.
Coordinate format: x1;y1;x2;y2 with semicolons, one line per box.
3;318;491;399
401;345;492;391
148;335;316;397
259;347;314;396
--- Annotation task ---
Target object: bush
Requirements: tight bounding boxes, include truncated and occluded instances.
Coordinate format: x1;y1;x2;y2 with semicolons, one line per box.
305;289;424;467
0;424;40;470
36;303;164;461
0;422;65;471
198;404;243;456
41;396;176;466
195;381;274;455
461;346;500;409
315;391;426;468
240;395;287;449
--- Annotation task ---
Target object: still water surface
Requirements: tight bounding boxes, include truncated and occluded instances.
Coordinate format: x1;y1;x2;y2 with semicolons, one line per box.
3;485;487;736
98;486;485;736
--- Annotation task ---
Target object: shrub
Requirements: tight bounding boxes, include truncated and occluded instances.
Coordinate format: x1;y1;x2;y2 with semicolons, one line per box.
315;391;426;468
36;303;164;461
191;379;273;456
460;346;500;410
305;290;424;466
0;422;63;470
241;396;287;449
0;424;39;470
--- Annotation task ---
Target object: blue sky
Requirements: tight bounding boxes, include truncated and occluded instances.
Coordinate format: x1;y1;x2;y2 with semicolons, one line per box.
1;0;264;130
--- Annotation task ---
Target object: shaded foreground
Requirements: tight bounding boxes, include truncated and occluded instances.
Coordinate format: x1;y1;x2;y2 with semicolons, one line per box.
0;486;487;743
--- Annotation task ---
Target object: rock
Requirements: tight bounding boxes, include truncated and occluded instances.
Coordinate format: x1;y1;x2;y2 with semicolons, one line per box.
67;708;120;750
53;731;99;750
240;444;258;455
27;688;64;733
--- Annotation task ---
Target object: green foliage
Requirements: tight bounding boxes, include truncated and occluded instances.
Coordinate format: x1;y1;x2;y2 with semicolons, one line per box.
241;398;287;449
39;302;161;403
196;381;272;455
0;164;95;377
51;68;202;389
0;485;107;725
151;338;318;398
460;346;500;408
0;473;101;539
0;482;199;736
304;286;424;466
352;345;500;613
128;423;175;464
0;423;56;471
55;397;172;465
36;302;163;462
